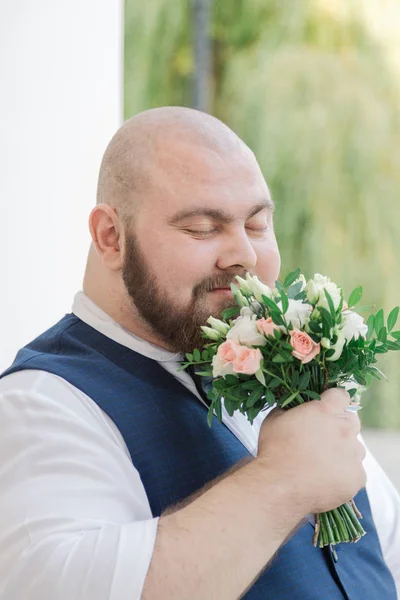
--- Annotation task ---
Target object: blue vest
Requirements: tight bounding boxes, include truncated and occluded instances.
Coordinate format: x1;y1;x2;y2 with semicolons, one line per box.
1;315;397;599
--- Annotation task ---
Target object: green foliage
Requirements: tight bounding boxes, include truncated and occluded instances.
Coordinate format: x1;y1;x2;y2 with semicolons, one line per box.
125;0;400;428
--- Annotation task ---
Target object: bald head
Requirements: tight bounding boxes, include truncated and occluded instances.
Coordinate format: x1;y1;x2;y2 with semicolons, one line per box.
96;106;252;221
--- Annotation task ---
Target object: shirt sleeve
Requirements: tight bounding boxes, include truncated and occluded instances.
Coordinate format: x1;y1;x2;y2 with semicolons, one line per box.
0;370;158;600
363;438;400;596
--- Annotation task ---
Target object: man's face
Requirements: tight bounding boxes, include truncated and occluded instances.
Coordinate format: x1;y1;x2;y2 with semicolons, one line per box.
122;139;281;352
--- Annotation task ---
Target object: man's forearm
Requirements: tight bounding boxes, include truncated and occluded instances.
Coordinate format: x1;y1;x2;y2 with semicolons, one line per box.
141;459;304;600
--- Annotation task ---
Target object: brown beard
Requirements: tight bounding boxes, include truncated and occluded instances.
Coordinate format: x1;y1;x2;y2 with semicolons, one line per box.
122;232;241;353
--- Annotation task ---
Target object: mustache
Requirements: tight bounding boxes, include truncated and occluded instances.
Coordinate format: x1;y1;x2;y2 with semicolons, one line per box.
193;271;250;297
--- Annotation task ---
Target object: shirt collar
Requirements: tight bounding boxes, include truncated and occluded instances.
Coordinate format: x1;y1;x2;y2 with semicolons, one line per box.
72;291;183;363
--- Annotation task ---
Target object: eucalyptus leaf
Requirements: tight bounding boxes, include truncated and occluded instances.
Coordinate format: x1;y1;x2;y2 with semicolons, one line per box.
287;281;303;299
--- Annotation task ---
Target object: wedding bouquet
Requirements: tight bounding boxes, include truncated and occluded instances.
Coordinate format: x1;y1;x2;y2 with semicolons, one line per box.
182;269;400;549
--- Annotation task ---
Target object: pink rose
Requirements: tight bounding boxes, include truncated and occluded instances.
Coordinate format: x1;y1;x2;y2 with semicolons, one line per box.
218;340;239;364
342;301;348;311
256;317;280;338
232;346;262;375
289;328;321;364
212;340;240;377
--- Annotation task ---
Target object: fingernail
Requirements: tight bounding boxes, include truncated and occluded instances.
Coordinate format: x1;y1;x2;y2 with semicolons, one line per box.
347;405;363;412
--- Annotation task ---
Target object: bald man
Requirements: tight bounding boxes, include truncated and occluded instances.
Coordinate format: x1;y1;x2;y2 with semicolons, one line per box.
0;107;399;600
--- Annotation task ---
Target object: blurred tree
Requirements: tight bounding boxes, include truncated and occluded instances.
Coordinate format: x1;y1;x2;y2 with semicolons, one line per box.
192;0;213;111
125;0;400;428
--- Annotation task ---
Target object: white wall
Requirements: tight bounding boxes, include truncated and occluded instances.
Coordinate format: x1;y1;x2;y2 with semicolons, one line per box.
0;0;123;369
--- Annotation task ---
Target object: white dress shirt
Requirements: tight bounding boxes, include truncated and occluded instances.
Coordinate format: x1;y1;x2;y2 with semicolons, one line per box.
0;292;399;600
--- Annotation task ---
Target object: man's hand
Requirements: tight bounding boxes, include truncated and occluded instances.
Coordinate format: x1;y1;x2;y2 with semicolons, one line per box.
257;388;366;515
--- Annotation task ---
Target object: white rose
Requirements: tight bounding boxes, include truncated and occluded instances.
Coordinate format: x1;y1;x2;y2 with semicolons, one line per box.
279;299;313;330
341;311;368;341
245;274;273;303
240;306;255;317
326;330;346;361
226;315;267;347
212;353;235;378
305;274;342;311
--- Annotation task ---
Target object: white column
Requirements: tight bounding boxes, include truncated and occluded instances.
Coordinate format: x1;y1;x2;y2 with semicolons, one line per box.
0;1;123;369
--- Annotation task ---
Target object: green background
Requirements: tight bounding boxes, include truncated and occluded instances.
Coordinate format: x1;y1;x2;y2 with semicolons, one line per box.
124;0;400;429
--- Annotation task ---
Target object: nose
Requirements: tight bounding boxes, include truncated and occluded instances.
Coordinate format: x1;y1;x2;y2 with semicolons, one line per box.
216;228;257;272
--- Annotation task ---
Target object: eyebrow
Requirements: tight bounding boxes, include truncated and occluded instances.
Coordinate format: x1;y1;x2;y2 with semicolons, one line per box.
168;197;275;225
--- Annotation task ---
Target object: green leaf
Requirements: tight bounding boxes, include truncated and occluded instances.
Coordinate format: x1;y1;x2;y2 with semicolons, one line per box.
348;286;363;308
185;353;193;362
270;311;286;327
299;371;311;390
268;378;281;389
280;391;299;408
242;379;262;390
255;369;266;386
215;397;223;422
390;331;400;339
207;405;214;427
353;372;367;386
248;387;264;407
324;289;336;319
374;309;384;337
386;341;400;351
223;397;235;416
287;281;304;299
193;349;201;362
283;268;301;288
272;354;292;363
378;327;387;343
374;346;388;354
303;390;321;400
224;374;239;385
318;306;333;330
265;388;275;405
387;307;399;332
366;315;375;340
246;406;262;424
262;295;282;313
195;370;213;377
273;328;282;341
347;388;358;398
221;307;240;320
201;350;209;361
308;321;322;334
280;289;289;314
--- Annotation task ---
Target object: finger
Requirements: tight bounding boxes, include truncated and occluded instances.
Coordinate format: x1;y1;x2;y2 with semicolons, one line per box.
320;388;351;413
345;412;361;435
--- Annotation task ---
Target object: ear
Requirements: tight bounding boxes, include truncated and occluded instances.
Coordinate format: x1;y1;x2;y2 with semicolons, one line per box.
89;204;125;271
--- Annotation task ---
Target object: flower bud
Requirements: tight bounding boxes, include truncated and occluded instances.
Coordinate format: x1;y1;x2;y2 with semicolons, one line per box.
200;326;221;341
235;276;253;296
321;337;331;349
206;316;230;336
245;274;273;303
